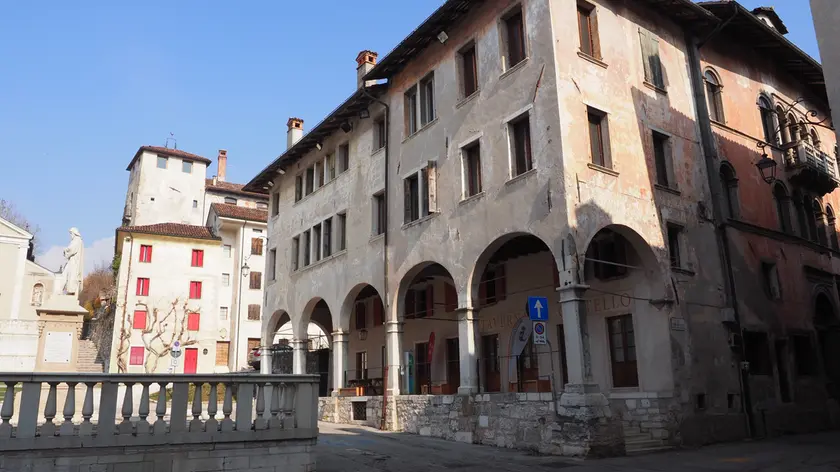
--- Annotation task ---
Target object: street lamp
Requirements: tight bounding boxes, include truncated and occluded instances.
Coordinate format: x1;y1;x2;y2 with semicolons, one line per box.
755;152;778;185
241;262;250;277
358;328;368;341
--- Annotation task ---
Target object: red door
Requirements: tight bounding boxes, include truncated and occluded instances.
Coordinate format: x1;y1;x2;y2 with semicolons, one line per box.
184;348;198;374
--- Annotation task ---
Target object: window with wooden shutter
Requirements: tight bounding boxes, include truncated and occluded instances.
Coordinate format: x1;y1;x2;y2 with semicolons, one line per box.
460;42;478;98
373;296;384;326
355;302;367;330
191;249;204;267
187;312;201;331
425;285;434;318
133;310;147;330
251;238;263;256
129;347;145;366
639;29;664;89
577;2;600;59
444;283;457;313
189;281;202;299
248;304;261;321
504;8;526;68
250;272;262;290
216;342;230;366
607;314;638;387
139;245;152;263
404;174;419;223
248;338;261;352
136;278;150;296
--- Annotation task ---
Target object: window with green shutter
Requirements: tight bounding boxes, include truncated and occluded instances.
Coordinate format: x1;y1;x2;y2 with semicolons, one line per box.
639;28;665;90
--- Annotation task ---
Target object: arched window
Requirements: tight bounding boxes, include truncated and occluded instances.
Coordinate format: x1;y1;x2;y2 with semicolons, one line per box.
815;200;828;246
719;163;739;219
793;190;809;239
776;106;789;145
811;129;821;149
806;198;820;243
773;183;791;233
31;283;44;306
827;206;839;250
705;70;725;123
799;120;809;143
759;97;776;144
787;114;799;144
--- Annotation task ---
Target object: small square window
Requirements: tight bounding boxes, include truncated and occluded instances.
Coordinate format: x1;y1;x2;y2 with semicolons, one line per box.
251;237;264;256
133;310;147;330
189;281;202;299
249;272;262;290
222;273;230;287
182;160;193;173
136;278;150;296
191;249;204;268
157;156;167;169
223;245;232;258
248;304;261;321
224;197;237;205
587;108;611;168
220;307;229;320
192;200;198;209
129;347;145;366
139;245;152;263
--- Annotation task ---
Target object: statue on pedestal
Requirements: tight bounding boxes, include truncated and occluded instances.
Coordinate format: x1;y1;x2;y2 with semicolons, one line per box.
61;228;84;296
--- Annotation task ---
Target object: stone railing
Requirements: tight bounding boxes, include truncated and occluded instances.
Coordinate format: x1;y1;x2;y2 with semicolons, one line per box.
0;373;319;451
792;141;838;178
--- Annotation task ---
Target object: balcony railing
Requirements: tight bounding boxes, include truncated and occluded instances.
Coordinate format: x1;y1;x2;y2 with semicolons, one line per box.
787;141;839;195
0;373;319;451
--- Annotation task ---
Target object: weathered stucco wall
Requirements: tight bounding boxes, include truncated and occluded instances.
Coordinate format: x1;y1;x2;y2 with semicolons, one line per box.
127;150;208;227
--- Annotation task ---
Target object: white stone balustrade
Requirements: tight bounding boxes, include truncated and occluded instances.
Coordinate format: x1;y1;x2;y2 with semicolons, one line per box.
0;373;319;452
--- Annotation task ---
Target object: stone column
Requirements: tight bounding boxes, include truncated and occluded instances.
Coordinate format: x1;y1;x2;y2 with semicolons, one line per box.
456;308;478;395
260;348;272;374
385;321;403;395
292;339;308;374
331;331;349;394
556;284;624;458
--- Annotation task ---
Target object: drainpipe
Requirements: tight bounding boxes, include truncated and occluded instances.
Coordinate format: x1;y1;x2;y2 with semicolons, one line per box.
234;221;246;371
360;86;391;430
685;23;754;437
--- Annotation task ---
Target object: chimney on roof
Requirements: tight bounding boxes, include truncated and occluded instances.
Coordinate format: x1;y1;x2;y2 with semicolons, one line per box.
217;149;227;182
356;50;378;89
287;118;304;150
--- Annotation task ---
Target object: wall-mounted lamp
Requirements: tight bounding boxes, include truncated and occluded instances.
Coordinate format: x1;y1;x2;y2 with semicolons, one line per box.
755;144;778;185
316;142;323;151
340;121;353;134
267;181;274;187
241;262;250;277
437;31;449;44
358;328;368;341
359;108;371;120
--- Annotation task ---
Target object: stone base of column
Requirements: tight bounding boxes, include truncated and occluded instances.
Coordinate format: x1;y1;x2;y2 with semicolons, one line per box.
457;386;478;396
552;384;625;458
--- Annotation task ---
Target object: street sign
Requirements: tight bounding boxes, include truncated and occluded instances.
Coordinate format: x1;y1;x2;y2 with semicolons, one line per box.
533;321;547;345
527;296;549;321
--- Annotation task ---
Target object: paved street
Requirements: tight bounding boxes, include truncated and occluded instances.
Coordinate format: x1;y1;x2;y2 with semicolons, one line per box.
316;422;840;471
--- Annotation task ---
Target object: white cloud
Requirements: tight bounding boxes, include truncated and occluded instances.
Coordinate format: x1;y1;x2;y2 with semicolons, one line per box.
37;236;115;276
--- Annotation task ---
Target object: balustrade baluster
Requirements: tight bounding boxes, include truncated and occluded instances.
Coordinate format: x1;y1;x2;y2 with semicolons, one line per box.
137;382;151;434
269;382;283;429
119;382;135;435
254;382;267;430
41;382;58;437
153;382;168;435
59;382;77;436
79;382;95;436
283;381;297;430
0;381;17;438
205;383;219;432
189;382;204;432
220;382;234;432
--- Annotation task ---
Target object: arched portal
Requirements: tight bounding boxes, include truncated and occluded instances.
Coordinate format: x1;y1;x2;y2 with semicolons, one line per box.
581;225;669;393
814;292;840;399
336;283;385;394
469;233;560;394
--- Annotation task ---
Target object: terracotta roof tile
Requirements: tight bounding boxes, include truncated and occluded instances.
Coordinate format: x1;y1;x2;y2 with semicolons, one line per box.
117;223;220;241
210;203;268;223
126;146;213;170
205;179;268;198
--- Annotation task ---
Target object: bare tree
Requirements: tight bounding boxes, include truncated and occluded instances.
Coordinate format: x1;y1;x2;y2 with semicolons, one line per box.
80;264;115;316
0;199;40;253
116;298;198;373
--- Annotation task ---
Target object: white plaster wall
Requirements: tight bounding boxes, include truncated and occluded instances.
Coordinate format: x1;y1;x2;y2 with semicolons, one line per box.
129;151;208;227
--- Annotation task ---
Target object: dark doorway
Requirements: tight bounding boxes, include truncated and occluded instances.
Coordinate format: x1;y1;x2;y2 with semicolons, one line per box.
415;342;430;394
775;340;791;403
815;293;840;399
607;314;638;388
482;334;501;392
446;338;460;394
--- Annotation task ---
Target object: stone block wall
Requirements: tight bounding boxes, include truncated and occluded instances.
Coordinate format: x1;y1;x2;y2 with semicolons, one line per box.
609;396;681;443
319;396;384;429
0;438;316;472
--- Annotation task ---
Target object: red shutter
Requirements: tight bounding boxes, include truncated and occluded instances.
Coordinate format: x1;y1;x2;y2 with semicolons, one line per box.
198;250;203;267
139;245;152;263
133;310;147;330
496;265;507;302
373;297;384;326
190;281;202;299
129;347;144;365
405;290;416;318
444;284;457;312
136;278;142;295
426;285;435;317
187;312;200;331
136;278;149;296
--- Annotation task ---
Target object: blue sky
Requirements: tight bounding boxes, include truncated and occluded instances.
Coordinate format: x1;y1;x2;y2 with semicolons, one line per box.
0;1;822;272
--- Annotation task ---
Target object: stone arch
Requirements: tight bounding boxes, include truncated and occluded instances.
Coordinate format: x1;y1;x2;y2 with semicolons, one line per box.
299;297;334;342
394;261;458;323
339;283;385;332
263;309;290;345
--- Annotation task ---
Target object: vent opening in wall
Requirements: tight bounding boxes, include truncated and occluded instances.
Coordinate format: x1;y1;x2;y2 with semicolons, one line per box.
695;393;706;411
352;401;367;421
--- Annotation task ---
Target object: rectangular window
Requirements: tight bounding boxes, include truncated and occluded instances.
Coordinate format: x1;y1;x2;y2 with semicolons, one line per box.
156;156;167;169
640;28;665;89
312;224;322;262
191;249;204;267
224;196;237;205
355;303;367;330
133;310;147;330
356;351;368;381
139;245;152;263
268;248;277;280
667;224;682;268
305;166;314;195
189;281;202;299
460;43;478;98
193;200;199;209
129;347;144;366
295;175;303;202
510;115;533;176
257;201;268;210
187;312;200;331
326;153;336;181
323;218;332;258
338;144;350;173
607;314;639;388
216;341;230;366
249;272;262;290
223;245;232;258
314;161;323;189
504;7;526;69
404;173;420;223
652;131;672;188
463;142;482;198
136;278;150;296
577;2;600;59
761;262;782;300
419;73;435;126
587;108;610;168
303;230;311;266
588;231;628;279
248;338;261;353
743;331;772;375
793;334;817;376
479;264;507;306
374;117;386;151
337;213;347;251
271;192;280;216
373;192;386;235
248;304;261;321
182;160;193;174
251;237;263;256
405;86;418;136
220;307;228;320
222;273;230;287
292;236;300;271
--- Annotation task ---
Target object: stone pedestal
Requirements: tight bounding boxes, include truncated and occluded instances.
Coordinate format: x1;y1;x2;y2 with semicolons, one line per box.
554;384;625;457
456;308;478;395
291;339;307;375
35;295;87;373
331;332;348;394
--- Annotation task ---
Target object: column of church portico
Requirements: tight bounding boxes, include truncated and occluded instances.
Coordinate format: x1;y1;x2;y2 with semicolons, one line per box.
260;349;272;374
331;331;349;394
385;321;403;395
292;339;308;375
456;308;479;395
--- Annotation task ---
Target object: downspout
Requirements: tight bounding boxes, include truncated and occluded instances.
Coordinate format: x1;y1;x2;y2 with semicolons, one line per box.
685;15;754;437
234;220;247;371
360;86;391;430
116;232;135;373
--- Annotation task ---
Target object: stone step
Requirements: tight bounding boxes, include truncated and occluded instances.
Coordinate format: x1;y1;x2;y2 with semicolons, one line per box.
625;438;668;449
626;445;674;455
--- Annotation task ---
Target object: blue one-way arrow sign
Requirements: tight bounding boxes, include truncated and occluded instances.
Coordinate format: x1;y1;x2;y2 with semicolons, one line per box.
527;296;549;321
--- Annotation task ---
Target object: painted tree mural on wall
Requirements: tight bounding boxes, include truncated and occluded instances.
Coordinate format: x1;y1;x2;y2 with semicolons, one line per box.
116;298;198;373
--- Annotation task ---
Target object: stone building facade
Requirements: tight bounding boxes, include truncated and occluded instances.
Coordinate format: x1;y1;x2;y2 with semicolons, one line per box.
246;0;839;456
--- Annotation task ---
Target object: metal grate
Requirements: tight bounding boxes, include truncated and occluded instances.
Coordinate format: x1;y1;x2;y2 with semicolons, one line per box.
352;402;367;421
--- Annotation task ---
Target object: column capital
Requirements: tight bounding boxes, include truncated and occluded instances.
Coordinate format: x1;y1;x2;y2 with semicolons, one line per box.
454;307;475;321
290;339;308;349
384;320;404;334
556;283;590;302
331;331;349;343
